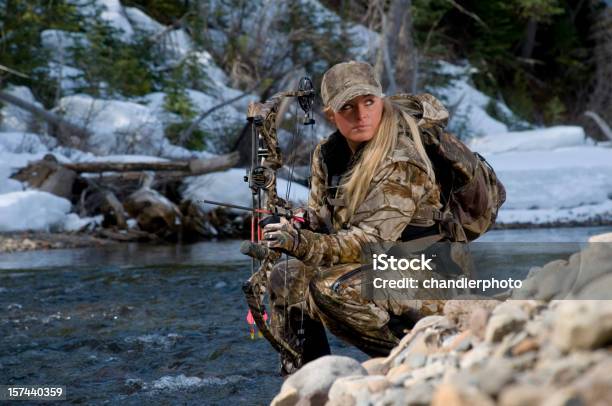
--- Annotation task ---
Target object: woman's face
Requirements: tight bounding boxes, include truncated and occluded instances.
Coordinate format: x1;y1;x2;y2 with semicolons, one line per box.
328;94;384;152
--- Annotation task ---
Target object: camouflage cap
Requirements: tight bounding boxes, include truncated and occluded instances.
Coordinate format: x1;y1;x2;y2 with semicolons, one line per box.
321;61;383;112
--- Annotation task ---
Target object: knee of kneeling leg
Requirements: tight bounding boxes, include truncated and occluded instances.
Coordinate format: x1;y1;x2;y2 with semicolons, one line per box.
269;259;308;301
269;264;288;299
307;274;337;312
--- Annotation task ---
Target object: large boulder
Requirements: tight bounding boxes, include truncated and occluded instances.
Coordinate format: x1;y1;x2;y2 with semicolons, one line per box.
270;355;367;406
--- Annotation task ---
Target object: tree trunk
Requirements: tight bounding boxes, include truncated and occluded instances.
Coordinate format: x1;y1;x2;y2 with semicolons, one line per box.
521;18;538;60
585;5;612;140
382;0;417;94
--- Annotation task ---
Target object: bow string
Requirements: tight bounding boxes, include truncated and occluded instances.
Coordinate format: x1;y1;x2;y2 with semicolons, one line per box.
241;77;315;365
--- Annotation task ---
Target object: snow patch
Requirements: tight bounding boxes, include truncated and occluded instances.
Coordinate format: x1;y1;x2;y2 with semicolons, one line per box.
124;7;164;35
62;213;102;232
485;142;612;224
57;95;164;156
470;126;586;155
0;165;23;194
40;30;89;61
497;200;612;225
182;168;309;211
0;191;72;232
430;61;529;138
0;86;44;133
98;0;134;41
0;132;49;154
47;63;87;92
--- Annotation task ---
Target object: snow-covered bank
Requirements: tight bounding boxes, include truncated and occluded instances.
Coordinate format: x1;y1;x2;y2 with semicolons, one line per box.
470;128;612;226
0;191;71;232
183;168;310;211
424;63;612;226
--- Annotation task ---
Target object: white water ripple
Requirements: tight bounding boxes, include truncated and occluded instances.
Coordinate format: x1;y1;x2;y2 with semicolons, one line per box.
147;374;248;391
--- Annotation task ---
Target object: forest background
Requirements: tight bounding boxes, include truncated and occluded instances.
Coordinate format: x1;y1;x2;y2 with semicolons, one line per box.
2;0;611;150
1;0;611;238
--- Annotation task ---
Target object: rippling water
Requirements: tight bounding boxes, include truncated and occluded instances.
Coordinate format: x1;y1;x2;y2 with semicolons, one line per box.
0;241;365;405
1;226;611;404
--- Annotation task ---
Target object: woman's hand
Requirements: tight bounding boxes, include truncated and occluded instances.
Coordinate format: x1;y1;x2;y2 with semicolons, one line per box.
262;217;301;255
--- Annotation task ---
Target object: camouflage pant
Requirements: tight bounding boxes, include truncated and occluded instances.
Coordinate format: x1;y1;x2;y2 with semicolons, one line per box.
268;242;470;370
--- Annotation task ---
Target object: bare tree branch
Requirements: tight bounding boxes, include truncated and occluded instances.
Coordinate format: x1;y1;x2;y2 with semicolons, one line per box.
0;90;89;147
178;82;260;146
0;64;29;78
445;0;489;30
584;111;612;142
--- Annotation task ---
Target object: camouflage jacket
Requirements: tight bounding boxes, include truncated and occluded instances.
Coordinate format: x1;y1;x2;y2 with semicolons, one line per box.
291;126;443;268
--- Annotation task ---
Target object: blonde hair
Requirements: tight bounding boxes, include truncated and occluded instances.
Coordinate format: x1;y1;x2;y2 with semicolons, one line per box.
326;98;435;218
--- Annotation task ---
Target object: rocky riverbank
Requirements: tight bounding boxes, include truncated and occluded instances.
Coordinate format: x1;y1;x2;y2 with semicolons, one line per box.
0;209;248;253
3;218;611;254
271;233;612;406
0;232;116;253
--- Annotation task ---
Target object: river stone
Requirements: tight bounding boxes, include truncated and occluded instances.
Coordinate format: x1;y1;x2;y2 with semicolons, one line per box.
568;242;612;295
372;388;412;406
410;360;445;382
572;272;612;300
511;337;539;356
403;381;435;405
432;383;494;406
444;330;472;352
553;300;612;351
470;307;491;340
443;300;497;331
493;330;528;358
327;375;389;405
271;387;299;406
485;302;527;343
535;351;605;386
512;259;574;301
460;345;492;370
571;359;612;405
588;232;612;242
412;315;446;330
541;388;582;406
407;353;427;369
271;355;366;406
392;330;433;367
361;357;388;375
386;363;411;379
498;384;551;406
475;359;515;396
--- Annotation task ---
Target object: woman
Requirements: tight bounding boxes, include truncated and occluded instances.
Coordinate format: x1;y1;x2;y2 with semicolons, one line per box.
262;61;458;374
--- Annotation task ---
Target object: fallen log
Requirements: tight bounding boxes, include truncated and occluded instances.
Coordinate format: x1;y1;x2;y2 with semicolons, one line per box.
102;191;128;230
62;151;239;175
11;154;77;200
123;174;182;237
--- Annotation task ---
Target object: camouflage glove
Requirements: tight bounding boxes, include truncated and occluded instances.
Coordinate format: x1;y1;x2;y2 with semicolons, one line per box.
262;217;304;257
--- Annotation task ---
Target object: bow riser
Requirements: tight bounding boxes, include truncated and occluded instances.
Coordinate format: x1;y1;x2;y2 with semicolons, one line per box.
242;81;315;369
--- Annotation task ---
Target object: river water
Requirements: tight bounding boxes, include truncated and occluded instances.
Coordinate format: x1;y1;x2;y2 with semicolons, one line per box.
1;226;611;405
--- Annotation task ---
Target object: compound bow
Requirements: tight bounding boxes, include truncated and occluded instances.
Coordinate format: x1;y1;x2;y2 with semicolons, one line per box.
240;77;315;367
